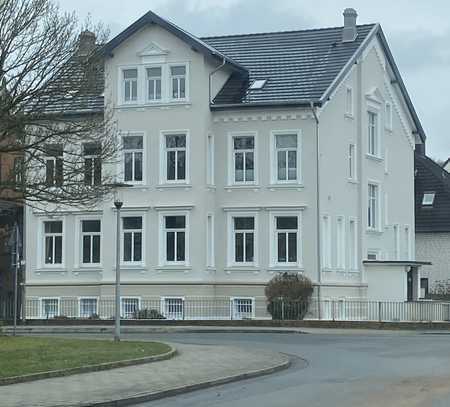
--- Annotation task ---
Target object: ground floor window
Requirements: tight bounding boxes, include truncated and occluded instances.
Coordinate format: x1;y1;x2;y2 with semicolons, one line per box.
41;298;59;318
420;278;429;299
162;297;184;320
79;298;98;318
231;298;254;320
121;297;140;319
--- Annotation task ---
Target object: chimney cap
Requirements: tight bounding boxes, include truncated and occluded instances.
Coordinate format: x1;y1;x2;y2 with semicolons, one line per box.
343;8;358;17
342;8;358;42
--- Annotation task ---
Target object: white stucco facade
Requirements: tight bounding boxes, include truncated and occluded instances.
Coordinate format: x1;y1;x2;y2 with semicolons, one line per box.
24;18;422;318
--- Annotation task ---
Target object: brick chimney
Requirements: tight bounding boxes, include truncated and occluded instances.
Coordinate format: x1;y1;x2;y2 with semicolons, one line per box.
342;8;358;43
77;30;96;57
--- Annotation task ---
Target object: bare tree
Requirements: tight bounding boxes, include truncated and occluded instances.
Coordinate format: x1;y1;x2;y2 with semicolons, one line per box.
0;0;119;207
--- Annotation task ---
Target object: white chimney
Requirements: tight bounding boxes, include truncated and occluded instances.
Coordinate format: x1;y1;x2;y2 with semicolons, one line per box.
342;8;358;43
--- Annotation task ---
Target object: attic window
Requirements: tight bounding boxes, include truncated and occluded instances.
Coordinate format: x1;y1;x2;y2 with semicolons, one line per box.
249;79;267;90
422;192;435;206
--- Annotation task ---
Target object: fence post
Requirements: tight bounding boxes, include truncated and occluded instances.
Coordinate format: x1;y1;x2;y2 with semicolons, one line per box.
378;301;382;322
281;300;285;321
332;300;335;322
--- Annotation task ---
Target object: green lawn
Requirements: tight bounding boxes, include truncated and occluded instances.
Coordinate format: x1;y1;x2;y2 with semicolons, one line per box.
0;336;171;378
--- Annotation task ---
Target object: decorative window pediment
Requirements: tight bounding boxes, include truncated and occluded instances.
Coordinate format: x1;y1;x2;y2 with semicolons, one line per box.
365;87;384;105
138;42;169;63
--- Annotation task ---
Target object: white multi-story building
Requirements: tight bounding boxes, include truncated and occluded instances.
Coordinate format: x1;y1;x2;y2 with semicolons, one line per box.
25;9;428;319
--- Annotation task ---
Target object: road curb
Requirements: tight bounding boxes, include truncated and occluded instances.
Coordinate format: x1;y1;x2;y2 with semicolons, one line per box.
69;353;291;407
0;346;177;386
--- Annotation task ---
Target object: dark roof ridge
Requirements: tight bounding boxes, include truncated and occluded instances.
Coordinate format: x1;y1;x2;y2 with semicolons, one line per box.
201;23;377;40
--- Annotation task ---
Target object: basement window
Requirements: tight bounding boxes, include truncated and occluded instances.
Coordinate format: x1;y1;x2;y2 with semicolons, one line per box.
422;192;435;206
249;79;267;90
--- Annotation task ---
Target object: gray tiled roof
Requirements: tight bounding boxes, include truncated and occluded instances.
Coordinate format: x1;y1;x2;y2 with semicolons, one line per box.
415;152;450;233
202;24;375;106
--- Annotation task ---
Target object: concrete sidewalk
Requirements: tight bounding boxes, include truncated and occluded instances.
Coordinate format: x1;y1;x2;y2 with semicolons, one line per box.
0;343;290;407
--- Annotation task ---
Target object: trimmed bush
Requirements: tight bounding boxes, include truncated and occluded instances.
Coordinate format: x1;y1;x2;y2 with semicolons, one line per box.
134;309;166;320
265;272;313;320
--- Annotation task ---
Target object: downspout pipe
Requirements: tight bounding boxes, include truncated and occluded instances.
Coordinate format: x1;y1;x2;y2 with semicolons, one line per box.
310;101;321;317
209;57;226;105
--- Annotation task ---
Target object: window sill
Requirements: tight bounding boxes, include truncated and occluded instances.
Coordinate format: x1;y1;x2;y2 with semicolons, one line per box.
225;266;260;274
321;268;334;272
156;266;191;272
366;228;383;235
365;154;383;163
116;101;191;109
36;268;67;273
157;183;192;190
268;266;304;273
268;184;304;190
225;185;260;191
73;267;103;272
116;264;147;271
347;178;358;184
344;113;354;120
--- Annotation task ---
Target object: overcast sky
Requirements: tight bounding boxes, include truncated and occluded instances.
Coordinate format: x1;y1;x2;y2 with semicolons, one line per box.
58;0;450;160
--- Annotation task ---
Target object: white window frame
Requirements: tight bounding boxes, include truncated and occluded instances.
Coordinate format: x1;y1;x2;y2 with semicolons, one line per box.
120;213;145;266
206;213;215;268
76;216;103;269
345;86;353;117
385;102;392;131
160;130;190;185
169;63;189;102
367;182;380;231
422;192;435;206
120;296;141;319
40;297;60;319
367;109;380;157
348;217;358;271
40;218;65;269
158;210;190;267
119;66;139;105
227;211;259;267
206;133;215;186
321;214;332;270
336;216;345;270
348;143;356;181
78;297;99;318
44;144;64;187
270;130;302;185
145;64;163;103
160;296;185;320
269;211;302;268
228;131;258;186
83;143;102;186
120;131;146;185
230;297;255;320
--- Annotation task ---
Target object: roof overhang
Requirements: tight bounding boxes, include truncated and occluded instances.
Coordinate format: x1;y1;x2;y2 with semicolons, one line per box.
210;100;322;111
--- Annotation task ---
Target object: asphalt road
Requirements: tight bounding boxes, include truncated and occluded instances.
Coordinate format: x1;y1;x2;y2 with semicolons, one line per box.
125;331;450;407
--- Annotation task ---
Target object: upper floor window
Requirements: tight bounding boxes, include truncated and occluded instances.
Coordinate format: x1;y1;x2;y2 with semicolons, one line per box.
232;135;255;184
368;183;379;230
81;220;101;265
274;133;298;183
367;111;378;156
164;134;186;182
45;144;63;186
44;220;63;265
122;216;142;263
123;68;138;103
83;143;101;186
170;65;186;100
147;67;162;101
123;135;143;183
233;216;255;264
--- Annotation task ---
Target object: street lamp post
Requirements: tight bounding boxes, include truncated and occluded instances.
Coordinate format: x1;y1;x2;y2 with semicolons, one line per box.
114;194;123;342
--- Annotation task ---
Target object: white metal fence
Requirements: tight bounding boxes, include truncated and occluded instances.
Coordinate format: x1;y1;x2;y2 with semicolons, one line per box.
18;297;450;322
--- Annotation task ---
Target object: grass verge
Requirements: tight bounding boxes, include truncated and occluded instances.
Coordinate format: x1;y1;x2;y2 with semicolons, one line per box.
0;336;171;379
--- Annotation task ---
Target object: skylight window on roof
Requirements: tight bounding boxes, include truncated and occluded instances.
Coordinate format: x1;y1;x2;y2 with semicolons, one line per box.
249;79;267;90
422;192;435;206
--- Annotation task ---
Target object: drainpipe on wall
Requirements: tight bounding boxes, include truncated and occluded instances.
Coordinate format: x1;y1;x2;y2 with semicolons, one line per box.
209;57;226;105
310;101;321;317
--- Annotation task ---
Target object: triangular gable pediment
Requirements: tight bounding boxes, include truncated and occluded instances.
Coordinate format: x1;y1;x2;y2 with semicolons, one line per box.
138;42;168;57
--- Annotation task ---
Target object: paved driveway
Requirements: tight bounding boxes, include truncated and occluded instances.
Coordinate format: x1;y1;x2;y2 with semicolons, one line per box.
130;331;450;407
